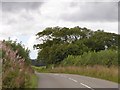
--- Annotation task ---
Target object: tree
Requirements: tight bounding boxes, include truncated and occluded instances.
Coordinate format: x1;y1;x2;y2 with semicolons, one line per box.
34;26;118;65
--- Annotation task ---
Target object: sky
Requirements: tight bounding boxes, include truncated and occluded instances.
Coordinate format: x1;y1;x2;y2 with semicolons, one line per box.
0;0;119;59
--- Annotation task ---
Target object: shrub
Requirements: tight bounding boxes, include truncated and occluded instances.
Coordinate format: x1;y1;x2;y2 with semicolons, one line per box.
62;49;118;67
1;40;35;88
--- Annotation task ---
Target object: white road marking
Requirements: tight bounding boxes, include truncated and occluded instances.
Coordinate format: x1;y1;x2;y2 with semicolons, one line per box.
80;83;94;90
68;78;78;83
54;74;94;90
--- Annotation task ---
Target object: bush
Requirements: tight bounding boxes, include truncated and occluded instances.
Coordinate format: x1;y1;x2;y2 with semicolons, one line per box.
2;40;36;88
62;49;118;67
4;40;30;63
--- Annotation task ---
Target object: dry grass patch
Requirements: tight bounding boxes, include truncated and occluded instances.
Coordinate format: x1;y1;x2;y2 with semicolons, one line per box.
34;65;118;83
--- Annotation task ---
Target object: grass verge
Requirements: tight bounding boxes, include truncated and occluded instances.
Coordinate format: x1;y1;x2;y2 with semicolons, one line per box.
29;74;38;88
25;72;38;88
32;65;119;83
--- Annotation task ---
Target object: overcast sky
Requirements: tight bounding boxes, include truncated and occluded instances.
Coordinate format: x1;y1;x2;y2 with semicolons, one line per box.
0;0;119;59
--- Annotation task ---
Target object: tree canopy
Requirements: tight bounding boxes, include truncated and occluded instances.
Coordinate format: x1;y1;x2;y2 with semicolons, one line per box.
34;26;118;65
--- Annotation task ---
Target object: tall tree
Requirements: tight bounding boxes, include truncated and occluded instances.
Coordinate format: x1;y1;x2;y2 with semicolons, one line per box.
34;26;118;65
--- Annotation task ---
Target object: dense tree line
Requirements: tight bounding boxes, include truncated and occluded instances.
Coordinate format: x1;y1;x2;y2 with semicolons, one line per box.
34;26;119;66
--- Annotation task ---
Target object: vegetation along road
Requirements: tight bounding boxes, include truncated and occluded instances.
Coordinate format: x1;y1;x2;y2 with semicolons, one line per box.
1;26;119;89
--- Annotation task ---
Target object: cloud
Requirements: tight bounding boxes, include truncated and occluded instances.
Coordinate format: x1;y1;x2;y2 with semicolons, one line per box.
2;4;43;36
2;2;43;12
39;1;118;22
60;2;118;22
1;0;119;2
1;1;118;36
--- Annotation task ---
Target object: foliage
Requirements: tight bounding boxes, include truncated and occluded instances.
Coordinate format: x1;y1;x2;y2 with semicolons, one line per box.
1;40;36;88
34;26;118;65
33;26;119;84
3;39;30;63
62;50;118;67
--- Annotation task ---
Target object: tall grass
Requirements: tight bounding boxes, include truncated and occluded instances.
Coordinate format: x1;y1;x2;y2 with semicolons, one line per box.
1;41;37;88
33;65;118;83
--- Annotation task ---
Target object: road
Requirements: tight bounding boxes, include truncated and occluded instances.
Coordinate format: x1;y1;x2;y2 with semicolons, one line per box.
36;72;118;89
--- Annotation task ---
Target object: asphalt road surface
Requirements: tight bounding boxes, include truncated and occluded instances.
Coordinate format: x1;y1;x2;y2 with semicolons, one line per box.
36;72;118;89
